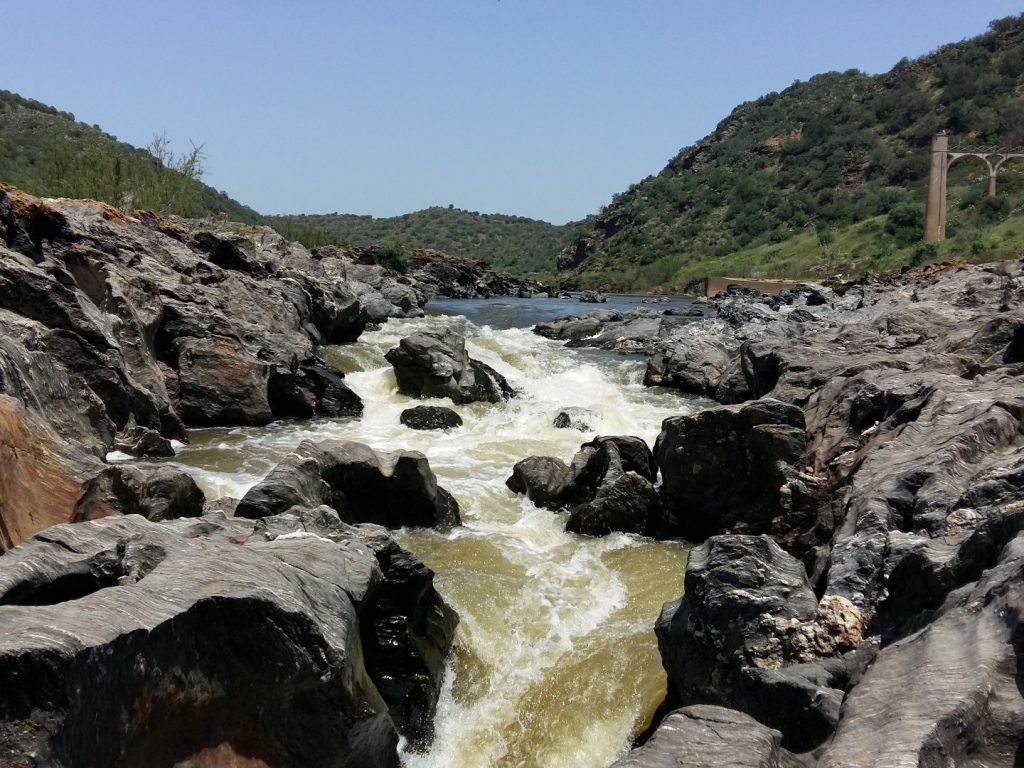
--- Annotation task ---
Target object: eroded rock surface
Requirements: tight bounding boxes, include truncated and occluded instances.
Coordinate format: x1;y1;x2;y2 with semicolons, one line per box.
0;511;457;767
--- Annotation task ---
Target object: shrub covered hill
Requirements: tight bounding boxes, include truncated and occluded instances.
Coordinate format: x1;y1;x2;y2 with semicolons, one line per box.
267;208;582;277
0;89;260;223
560;13;1024;291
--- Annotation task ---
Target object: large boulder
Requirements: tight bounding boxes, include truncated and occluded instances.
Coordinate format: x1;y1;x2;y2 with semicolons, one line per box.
385;329;514;404
174;336;273;426
656;535;867;752
267;358;363;420
506;436;664;536
0;514;403;768
235;439;461;528
654;399;831;554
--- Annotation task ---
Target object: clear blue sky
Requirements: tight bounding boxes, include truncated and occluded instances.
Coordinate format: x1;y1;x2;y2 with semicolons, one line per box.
4;1;1022;223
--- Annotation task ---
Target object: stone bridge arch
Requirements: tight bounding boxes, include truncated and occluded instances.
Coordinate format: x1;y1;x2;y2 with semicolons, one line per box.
923;132;1024;241
925;132;1024;240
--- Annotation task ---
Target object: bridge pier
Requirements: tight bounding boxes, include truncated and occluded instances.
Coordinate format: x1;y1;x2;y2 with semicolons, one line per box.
923;132;948;242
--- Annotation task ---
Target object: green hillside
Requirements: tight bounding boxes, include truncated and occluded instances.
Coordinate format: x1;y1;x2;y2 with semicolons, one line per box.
268;208;582;276
561;14;1024;290
0;90;260;223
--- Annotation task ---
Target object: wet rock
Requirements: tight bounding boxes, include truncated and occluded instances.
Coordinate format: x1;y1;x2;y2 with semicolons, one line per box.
112;425;175;458
609;706;801;768
355;526;459;747
579;290;607;303
506;456;572;507
235;439;461;528
385;329;514;404
267;358;363;420
506;436;663;536
552;407;592;431
400;405;463;431
0;514;403;768
654;399;831;553
533;315;604;340
656;535;867;751
114;465;206;523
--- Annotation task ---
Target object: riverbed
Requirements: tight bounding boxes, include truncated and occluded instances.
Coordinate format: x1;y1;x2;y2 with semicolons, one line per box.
169;297;703;768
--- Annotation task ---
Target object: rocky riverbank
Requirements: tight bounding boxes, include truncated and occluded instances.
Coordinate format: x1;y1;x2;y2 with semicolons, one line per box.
533;259;1024;765
0;185;477;766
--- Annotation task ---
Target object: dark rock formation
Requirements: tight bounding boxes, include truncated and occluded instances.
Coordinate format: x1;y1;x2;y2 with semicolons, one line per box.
635;260;1024;765
267;358;364;419
0;395;204;551
235;439;461;529
400;405;463;431
579;290;607;303
654;399;831;554
385;329;514;404
0;184;370;442
506;436;664;536
0;510;457;766
112;425;175;458
552;407;592;431
656;536;867;752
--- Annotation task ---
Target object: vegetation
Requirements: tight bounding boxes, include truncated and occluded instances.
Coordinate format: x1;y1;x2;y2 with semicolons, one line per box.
564;14;1024;290
268;207;583;277
0;90;260;222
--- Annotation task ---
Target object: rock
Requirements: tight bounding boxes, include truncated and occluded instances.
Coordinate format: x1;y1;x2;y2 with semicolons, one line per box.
400;405;463;431
506;456;572;507
0;396;205;551
506;436;664;536
819;533;1024;767
552;408;591;431
656;535;868;751
174;336;273;426
112;425;175;458
566;468;664;537
609;706;800;768
0;184;381;441
0;514;403;768
654;399;831;553
385;329;514;404
355;526;459;746
235;439;461;528
267;358;363;420
579;290;607;303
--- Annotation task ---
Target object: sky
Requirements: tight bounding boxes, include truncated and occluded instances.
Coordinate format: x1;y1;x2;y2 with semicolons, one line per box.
4;1;1023;223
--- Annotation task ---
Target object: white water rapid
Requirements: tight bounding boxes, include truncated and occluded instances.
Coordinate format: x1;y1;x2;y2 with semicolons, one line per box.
170;306;702;768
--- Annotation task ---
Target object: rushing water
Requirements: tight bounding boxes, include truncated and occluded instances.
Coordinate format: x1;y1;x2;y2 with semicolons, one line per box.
169;297;703;768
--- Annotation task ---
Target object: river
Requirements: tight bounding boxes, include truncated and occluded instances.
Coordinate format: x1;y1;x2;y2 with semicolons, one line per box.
168;296;703;768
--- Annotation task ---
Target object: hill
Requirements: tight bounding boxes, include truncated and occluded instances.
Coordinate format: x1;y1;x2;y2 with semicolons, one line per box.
0;90;260;223
559;14;1024;290
267;208;582;277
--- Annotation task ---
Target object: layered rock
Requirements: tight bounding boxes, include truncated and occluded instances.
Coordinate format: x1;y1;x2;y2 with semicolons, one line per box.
235;439;461;529
0;510;457;766
385;329;514;404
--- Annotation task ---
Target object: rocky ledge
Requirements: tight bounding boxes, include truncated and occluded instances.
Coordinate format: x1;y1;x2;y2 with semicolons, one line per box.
0;187;469;766
583;259;1024;765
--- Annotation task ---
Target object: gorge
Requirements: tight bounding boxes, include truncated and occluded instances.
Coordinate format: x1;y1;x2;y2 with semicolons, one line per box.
0;177;1023;768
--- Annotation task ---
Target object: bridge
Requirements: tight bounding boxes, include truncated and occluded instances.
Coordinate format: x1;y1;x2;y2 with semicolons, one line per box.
923;131;1024;241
